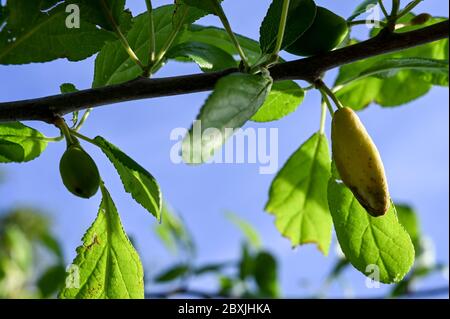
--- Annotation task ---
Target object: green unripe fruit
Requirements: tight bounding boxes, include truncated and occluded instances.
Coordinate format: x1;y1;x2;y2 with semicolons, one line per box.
331;107;390;217
286;7;349;57
59;145;100;199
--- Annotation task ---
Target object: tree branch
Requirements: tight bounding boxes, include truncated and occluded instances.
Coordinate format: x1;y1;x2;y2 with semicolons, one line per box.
144;285;449;299
0;20;448;123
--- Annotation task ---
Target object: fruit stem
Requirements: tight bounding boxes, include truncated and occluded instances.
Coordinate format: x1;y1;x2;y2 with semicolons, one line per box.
315;79;345;110
70;130;98;147
212;0;250;70
54;117;77;146
319;100;327;134
273;0;291;56
390;0;401;18
145;0;156;66
74;108;92;132
378;0;390;19
101;0;144;70
319;89;335;116
149;5;188;75
396;0;422;20
118;30;145;70
44;134;64;142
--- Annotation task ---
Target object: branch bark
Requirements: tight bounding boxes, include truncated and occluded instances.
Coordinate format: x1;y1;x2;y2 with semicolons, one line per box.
0;20;448;123
144;285;449;299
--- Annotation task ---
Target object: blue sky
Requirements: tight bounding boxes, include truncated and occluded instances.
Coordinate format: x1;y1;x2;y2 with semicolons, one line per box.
0;0;448;298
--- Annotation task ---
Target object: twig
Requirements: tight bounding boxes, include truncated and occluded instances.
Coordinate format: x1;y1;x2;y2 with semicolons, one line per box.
376;285;449;299
145;287;229;299
0;20;448;122
144;285;449;299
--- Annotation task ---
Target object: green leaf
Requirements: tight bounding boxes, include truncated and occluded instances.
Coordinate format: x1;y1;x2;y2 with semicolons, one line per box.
154;204;196;256
167;41;236;72
0;4;8;25
259;0;317;53
253;251;279;298
179;25;262;64
348;0;379;21
59;184;144;299
226;212;261;248
40;233;64;262
219;276;234;295
154;264;190;283
252;81;304;122
0;140;24;163
336;58;448;85
238;243;254;280
60;83;78;94
93;6;171;87
172;0;216;27
1;226;33;273
266;133;332;254
0;1;114;64
395;204;421;254
177;0;222;16
182;72;272;164
94;136;162;221
39;0;60;10
68;0;132;32
327;258;351;280
335;17;449;109
193;263;228;275
334;78;382;110
37;265;66;298
327;179;415;284
0;122;48;163
93;4;207;87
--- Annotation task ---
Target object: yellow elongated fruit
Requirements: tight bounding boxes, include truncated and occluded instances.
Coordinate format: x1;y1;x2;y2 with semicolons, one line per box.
331;107;390;217
59;145;100;199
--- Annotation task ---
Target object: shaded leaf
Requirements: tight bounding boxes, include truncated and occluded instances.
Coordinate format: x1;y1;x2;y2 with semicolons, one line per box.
154;264;190;283
179;25;262;64
182;72;272;164
252;80;304;122
154;204;195;255
348;0;379;21
93;5;206;87
167;41;236;72
69;0;132;32
253;251;279;297
0;1;114;64
37;264;66;298
259;0;317;53
172;0;216;27
226;212;261;248
238;243;254;280
178;0;221;15
194;263;229;275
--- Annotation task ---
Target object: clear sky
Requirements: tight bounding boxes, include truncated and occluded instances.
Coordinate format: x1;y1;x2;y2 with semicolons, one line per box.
0;0;448;298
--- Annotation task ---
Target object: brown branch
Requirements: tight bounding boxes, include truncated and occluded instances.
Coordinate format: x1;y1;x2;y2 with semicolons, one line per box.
0;20;448;123
144;285;449;299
